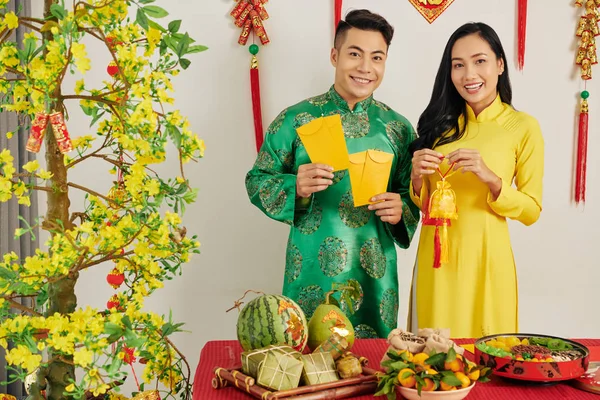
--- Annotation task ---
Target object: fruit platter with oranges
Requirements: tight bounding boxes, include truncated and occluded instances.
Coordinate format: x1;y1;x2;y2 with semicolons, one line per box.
375;329;492;399
375;346;492;399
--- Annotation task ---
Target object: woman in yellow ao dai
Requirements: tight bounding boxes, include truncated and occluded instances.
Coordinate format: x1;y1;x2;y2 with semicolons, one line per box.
407;22;544;338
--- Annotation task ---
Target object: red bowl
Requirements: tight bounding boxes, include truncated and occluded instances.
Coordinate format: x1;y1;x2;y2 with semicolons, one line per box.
474;333;589;382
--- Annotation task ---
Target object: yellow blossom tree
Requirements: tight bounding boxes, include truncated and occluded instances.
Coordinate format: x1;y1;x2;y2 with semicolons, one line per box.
0;0;205;399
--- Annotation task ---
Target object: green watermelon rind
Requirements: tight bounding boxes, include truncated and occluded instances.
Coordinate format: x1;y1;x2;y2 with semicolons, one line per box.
236;294;308;352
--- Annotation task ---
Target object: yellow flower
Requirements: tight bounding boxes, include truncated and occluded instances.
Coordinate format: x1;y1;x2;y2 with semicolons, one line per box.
92;383;109;397
5;131;13;139
22;160;40;173
0;148;13;164
66;384;75;392
164;211;181;225
4;12;18;29
74;348;94;368
37;169;53;180
74;79;85;94
145;179;160;196
71;43;91;73
17;195;31;207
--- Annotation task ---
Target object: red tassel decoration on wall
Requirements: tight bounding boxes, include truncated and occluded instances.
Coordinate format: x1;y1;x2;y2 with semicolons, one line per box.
575;90;589;204
334;0;343;32
249;46;264;153
231;0;271;153
517;0;527;70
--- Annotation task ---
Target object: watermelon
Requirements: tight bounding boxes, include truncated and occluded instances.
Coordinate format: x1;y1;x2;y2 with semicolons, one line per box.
236;294;308;352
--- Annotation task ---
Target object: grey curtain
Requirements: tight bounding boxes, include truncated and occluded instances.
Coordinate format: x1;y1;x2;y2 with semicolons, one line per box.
0;0;36;397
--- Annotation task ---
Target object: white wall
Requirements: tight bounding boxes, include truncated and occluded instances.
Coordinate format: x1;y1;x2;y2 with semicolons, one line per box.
31;0;600;388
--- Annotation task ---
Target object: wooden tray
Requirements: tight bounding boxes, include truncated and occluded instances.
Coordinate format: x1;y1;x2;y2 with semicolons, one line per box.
211;354;379;399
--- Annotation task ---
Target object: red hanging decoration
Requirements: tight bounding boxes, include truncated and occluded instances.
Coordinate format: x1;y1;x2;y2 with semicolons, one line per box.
26;112;49;153
576;91;589;204
517;0;527;70
106;267;125;289
574;0;598;204
49;111;73;153
421;163;458;269
334;0;343;32
230;0;271;153
107;60;119;77
250;53;264;152
106;294;121;310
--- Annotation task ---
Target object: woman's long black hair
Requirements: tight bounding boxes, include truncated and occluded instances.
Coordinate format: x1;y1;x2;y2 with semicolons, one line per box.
409;22;512;154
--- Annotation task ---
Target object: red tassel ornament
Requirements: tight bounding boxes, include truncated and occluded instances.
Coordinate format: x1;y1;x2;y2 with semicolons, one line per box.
517;0;527;70
249;44;264;152
575;90;589;204
334;0;343;32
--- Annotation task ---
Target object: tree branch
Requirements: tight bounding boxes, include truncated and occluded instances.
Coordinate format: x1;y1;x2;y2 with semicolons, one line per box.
3;297;43;316
65;133;111;169
67;182;117;205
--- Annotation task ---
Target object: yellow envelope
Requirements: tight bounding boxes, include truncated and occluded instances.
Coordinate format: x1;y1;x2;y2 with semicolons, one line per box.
348;149;394;207
296;114;349;171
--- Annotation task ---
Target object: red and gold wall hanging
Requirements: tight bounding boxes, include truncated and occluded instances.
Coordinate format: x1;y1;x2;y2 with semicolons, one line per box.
231;0;271;153
407;0;455;24
574;0;599;204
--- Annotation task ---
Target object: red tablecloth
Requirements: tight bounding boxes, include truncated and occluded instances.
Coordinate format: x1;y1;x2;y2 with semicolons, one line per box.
193;338;600;399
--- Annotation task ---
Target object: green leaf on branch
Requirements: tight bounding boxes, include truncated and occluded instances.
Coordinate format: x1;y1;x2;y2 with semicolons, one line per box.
179;58;190;70
138;0;156;3
185;45;208;54
168;20;181;33
148;20;166;32
136;8;149;30
143;5;169;18
49;4;66;20
0;266;16;280
176;33;191;58
161;322;185;336
182;188;198;204
167;125;181;148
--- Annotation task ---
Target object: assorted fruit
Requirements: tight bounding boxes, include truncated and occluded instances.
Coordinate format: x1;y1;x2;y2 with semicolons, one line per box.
375;347;492;398
477;336;584;362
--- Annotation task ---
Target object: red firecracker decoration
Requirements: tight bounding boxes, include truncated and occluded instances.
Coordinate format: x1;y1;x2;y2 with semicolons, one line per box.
230;0;272;152
517;0;527;70
106;267;125;289
49;111;73;153
26;112;49;153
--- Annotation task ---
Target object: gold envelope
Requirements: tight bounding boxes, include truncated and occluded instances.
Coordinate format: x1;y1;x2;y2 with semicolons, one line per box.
348;149;393;207
296;114;349;171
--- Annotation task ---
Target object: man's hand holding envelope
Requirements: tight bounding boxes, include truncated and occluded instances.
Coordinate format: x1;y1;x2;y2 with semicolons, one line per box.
296;114;404;224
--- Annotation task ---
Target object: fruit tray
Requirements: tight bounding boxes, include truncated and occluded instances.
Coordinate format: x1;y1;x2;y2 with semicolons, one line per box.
211;355;378;399
475;333;590;382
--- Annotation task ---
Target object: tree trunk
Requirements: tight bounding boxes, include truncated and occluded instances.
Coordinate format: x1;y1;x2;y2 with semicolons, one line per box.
29;1;78;399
